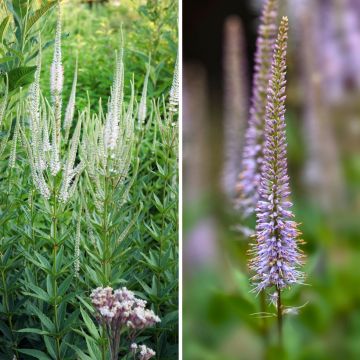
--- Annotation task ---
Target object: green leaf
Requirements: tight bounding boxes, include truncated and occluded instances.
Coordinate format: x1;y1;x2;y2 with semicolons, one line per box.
67;344;93;360
58;274;73;297
55;246;64;272
46;275;54;298
0;56;16;65
17;349;52;360
0;16;10;43
25;1;57;35
28;303;55;332
80;307;99;340
44;336;57;359
0;320;12;340
4;44;24;61
17;328;50;335
23;282;51;302
6;65;37;91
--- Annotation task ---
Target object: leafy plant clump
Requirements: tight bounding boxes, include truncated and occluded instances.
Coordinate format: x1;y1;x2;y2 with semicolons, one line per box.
0;1;178;359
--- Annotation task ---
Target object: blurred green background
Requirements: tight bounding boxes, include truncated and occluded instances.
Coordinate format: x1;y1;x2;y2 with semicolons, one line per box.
183;0;360;359
40;0;178;112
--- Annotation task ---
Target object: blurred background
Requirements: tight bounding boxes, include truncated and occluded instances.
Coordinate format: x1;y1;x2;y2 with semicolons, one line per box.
39;0;177;112
183;0;360;359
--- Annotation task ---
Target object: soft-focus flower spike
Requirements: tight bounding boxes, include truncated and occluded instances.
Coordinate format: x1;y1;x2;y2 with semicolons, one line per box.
64;56;78;142
222;16;248;197
138;56;151;126
236;0;278;217
169;55;179;113
249;17;304;294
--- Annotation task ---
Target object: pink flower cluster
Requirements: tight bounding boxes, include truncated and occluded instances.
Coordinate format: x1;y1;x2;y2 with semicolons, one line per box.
90;287;161;330
131;343;156;360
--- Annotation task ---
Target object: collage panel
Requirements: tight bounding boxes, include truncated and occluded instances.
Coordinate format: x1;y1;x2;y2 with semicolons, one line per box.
183;0;360;359
0;0;178;359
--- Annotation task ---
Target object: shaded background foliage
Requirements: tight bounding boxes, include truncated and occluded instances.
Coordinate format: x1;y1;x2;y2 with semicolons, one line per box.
183;0;360;359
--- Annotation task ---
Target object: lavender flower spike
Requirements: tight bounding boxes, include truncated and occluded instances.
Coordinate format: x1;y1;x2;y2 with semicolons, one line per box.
250;17;304;294
236;0;278;217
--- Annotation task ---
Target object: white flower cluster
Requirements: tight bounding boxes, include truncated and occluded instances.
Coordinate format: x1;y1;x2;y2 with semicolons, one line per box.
137;60;150;125
90;287;161;329
104;49;124;151
169;55;179;113
25;4;83;203
131;343;156;360
50;5;63;96
64;57;78;142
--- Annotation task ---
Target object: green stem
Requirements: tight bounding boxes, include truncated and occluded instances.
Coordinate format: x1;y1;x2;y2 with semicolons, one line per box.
52;180;61;359
2;271;18;357
102;176;109;284
101;324;107;360
277;288;283;348
259;290;269;346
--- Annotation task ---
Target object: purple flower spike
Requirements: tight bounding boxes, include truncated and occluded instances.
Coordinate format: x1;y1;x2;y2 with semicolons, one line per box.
249;17;305;294
236;0;278;217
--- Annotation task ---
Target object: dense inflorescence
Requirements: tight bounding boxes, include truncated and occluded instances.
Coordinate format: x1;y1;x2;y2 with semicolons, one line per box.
91;287;160;328
104;48;125;151
91;287;160;359
169;55;179;113
138;59;150;126
236;0;278;217
249;17;304;294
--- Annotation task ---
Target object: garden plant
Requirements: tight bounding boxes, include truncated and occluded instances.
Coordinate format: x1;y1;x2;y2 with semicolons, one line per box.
0;1;178;359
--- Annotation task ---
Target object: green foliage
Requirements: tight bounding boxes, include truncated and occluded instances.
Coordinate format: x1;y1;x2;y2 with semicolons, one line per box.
0;2;178;359
39;1;177;112
0;0;57;94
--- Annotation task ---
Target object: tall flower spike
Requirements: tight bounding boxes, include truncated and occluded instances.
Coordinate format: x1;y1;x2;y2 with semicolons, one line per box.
249;17;304;294
104;47;124;151
222;16;248;197
236;0;278;217
169;55;179;113
50;2;63;144
138;57;150;126
64;56;78;142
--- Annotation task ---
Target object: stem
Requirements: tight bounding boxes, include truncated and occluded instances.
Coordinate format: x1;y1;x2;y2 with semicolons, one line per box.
102;176;109;284
101;325;107;360
52;180;61;359
259;290;269;346
276;288;283;348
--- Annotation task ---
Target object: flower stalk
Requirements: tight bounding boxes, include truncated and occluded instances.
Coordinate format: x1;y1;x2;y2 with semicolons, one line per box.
236;0;278;217
249;16;305;344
